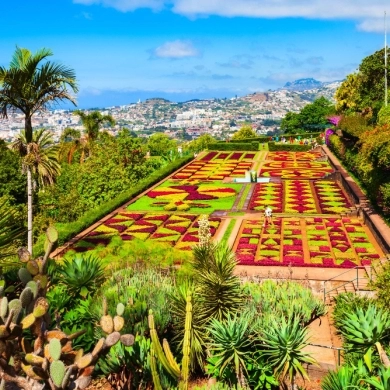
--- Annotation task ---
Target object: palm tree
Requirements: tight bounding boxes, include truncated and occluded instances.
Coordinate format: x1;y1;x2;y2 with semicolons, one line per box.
0;47;77;255
73;110;115;143
58;127;88;164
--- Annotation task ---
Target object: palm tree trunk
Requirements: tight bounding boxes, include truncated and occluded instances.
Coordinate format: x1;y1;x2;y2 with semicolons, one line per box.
27;166;33;256
25;115;33;143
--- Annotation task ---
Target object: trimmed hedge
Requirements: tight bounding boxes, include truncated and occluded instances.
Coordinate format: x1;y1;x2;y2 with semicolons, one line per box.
208;142;259;151
228;136;269;144
220;132;324;144
35;156;193;256
268;142;312;152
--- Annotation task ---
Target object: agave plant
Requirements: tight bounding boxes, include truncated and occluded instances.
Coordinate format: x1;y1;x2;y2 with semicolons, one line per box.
260;316;316;389
321;365;364;390
207;315;253;388
365;366;390;389
338;304;390;355
57;253;106;298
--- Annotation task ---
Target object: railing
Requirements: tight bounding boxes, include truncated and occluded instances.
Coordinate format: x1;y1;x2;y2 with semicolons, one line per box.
308;343;344;367
323;266;372;303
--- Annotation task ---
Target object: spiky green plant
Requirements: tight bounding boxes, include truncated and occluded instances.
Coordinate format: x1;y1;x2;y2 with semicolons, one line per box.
207;315;252;388
58;253;106;298
338;304;390;355
365;366;390;389
321;365;364;390
260;316;316;389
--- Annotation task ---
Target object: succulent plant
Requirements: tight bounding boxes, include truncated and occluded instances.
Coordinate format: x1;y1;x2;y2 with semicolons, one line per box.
0;227;135;390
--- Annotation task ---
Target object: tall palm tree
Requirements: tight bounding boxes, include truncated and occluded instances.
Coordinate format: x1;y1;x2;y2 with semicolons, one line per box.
74;110;115;143
58;127;88;164
0;47;77;255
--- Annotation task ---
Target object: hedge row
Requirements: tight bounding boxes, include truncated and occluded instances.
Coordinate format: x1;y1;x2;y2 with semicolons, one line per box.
268;142;312;152
35;156;193;256
225;132;324;144
208;142;260;151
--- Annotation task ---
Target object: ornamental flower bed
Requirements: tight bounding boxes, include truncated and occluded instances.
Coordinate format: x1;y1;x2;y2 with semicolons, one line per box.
267;151;322;162
259;168;331;180
284;180;317;214
248;182;283;212
235;217;383;268
72;213;221;252
313;181;352;214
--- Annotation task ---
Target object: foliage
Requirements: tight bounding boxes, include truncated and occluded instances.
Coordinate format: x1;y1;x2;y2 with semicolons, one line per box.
148;133;177;156
335;73;362;113
328;134;346;159
378;105;390;126
338;114;369;139
260;316;316;386
57;253;106;299
207;315;252;388
280;112;302;134
0;139;26;204
231;125;257;140
74;110;115;143
187;134;216;152
321;365;363;390
208;142;259;151
359;125;390;169
268;142;311;152
371;261;390;308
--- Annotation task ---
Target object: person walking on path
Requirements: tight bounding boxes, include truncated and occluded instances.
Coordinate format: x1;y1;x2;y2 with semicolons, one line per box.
263;205;273;227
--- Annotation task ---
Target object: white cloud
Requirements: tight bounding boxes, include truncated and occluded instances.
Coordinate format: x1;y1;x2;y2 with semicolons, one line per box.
153;40;200;59
358;18;388;33
73;0;389;33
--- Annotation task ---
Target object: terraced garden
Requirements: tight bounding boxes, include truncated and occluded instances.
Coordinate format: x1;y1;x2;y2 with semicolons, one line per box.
65;150;384;268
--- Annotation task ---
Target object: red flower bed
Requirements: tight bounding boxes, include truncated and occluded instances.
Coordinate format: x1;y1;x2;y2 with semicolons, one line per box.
201;152;218;161
229;152;243;160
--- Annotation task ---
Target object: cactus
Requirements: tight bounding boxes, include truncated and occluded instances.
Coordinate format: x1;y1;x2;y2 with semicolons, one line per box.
0;226;136;390
148;291;193;390
117;302;125;316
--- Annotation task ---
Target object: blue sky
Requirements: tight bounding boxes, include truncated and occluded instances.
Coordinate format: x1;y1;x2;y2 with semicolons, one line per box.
0;0;388;108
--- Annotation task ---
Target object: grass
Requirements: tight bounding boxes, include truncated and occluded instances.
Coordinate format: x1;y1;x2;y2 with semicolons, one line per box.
220;219;237;247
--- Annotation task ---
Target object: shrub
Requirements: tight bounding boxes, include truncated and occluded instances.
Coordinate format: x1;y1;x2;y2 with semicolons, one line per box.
268;142;311;152
208;142;259;151
338;114;369;139
328;134;346;159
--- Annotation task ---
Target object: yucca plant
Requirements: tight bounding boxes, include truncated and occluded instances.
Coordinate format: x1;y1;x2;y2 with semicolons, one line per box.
321;365;364;390
207;315;253;388
338;304;390;356
57;253;106;298
365;366;390;389
260;316;316;390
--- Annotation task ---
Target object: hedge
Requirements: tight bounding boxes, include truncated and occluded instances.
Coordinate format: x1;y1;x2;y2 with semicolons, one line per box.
268;142;312;152
208;142;260;151
227;137;269;144
34;155;193;256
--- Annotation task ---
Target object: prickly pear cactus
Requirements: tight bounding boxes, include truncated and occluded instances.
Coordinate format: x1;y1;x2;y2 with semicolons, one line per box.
0;227;135;390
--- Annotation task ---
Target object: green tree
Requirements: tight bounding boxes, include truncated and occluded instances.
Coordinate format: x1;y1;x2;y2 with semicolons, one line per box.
0;140;26;204
58;127;87;164
231;125;257;140
74;110;115;143
299;97;335;132
280;112;302;134
0;47;77;255
148;133;177;156
335;73;361;113
378;105;390;126
187;134;216;152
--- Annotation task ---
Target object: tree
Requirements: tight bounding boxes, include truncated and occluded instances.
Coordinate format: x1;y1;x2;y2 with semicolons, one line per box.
335;73;361;113
0;139;26;204
58;127;87;164
73;110;115;143
148;133;177;156
298;97;335;132
187;134;216;152
231;125;257;140
280;112;302;134
0;47;77;255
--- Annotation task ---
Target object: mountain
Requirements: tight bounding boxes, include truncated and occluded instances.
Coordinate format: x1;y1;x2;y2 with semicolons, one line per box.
283;78;323;91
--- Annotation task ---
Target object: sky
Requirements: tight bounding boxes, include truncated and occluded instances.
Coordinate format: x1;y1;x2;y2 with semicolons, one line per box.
0;0;388;108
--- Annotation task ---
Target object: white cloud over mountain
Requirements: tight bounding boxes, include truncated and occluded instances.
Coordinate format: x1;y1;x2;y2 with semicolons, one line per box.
74;0;389;33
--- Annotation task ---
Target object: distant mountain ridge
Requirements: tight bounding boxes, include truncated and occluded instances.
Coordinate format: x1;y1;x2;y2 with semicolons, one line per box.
281;78;342;92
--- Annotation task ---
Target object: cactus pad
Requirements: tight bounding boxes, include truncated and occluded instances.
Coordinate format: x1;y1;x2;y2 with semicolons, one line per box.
113;316;124;332
76;353;93;369
46;225;58;243
46;330;67;342
120;334;135;347
33;298;49;318
75;376;92;390
8;299;22;323
61;368;72;389
48;338;62;361
21;338;33;354
105;331;120;348
33;274;48;290
21;313;36;329
100;315;114;334
116;303;125;316
25;353;45;365
0;325;10;338
25;281;38;298
0;297;8;320
20;287;33;308
17;247;31;263
22;363;46;381
92;338;105;357
18;268;32;285
50;360;66;387
26;260;39;276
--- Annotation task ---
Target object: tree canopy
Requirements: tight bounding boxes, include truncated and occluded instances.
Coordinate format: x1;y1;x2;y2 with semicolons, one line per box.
231;125;257;140
147;133;177;156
